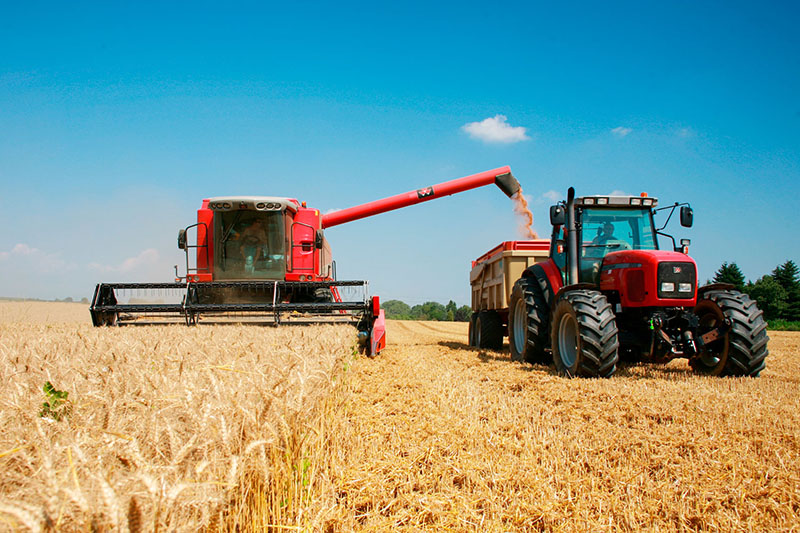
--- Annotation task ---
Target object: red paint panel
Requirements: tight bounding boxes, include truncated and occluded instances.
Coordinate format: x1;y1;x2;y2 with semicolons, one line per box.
539;258;564;294
288;207;322;280
600;250;697;307
471;239;551;267
196;202;213;281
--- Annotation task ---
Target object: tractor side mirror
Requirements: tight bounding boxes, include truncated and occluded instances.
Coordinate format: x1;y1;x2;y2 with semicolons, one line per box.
680;206;693;227
550;205;566;226
177;229;187;250
315;230;324;249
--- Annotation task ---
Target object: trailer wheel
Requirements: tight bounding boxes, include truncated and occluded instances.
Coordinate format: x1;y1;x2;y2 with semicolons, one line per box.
690;290;768;376
468;314;478;347
508;277;551;364
550;290;618;378
475;311;504;350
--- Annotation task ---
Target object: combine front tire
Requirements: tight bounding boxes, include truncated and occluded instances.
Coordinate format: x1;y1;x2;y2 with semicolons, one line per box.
550;290;619;378
508;277;551;364
690;290;768;376
475;310;504;350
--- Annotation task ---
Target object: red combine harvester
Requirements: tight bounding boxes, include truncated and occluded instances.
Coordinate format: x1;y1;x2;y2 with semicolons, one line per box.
90;167;521;355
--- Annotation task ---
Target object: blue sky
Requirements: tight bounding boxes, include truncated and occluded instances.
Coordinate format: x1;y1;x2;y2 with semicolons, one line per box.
1;1;798;305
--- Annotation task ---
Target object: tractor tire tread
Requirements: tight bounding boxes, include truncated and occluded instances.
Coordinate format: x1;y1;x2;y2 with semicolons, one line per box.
509;276;550;364
691;290;768;377
552;289;619;378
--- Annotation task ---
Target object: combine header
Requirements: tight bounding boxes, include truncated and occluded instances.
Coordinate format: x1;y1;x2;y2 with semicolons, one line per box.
91;167;521;355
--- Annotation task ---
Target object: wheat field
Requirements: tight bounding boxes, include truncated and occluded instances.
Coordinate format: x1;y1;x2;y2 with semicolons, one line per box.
1;302;799;531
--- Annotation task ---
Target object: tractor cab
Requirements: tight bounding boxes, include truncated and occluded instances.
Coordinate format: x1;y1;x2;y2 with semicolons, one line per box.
550;195;660;285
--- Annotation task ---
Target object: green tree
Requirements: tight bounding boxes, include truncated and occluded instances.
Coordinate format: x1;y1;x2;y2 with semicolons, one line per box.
445;300;457;321
772;260;799;291
772;261;800;320
454;305;472;322
411;301;447;321
746;275;787;321
713;262;746;291
383;300;412;320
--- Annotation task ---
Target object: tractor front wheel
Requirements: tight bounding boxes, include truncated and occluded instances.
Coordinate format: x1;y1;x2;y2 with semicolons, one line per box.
508;277;551;364
690;290;768;376
550;290;619;378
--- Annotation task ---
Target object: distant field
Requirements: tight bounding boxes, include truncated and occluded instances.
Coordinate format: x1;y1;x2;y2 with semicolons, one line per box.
1;302;798;531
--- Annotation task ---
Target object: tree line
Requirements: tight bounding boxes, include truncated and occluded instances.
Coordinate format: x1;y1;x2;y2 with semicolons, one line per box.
382;300;472;322
712;260;800;323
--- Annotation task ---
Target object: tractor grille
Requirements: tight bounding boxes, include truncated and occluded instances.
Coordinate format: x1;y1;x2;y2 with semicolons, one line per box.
657;262;696;299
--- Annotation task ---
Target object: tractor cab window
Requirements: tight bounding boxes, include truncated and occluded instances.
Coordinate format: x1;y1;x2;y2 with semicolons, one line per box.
580;208;657;256
215;211;286;280
578;208;657;283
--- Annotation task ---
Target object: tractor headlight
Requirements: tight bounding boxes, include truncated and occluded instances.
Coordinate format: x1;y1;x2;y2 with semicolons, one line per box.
661;282;675;293
642;198;654;206
679;283;692;293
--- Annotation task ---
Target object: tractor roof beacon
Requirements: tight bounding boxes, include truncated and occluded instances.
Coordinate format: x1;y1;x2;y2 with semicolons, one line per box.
504;187;768;378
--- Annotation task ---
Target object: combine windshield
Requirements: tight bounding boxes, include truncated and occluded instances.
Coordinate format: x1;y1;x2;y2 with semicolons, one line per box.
215;211;286;280
580;208;657;256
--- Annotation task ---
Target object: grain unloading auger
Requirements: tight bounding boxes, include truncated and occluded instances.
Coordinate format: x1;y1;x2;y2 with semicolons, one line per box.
90;166;521;355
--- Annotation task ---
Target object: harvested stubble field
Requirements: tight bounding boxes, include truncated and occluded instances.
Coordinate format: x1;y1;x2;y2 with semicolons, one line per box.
1;302;799;531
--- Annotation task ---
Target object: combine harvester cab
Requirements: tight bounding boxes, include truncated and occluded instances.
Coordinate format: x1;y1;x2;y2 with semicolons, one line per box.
91;167;522;357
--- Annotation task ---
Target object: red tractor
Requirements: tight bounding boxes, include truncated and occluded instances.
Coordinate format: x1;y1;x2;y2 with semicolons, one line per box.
507;187;768;377
90;167;521;356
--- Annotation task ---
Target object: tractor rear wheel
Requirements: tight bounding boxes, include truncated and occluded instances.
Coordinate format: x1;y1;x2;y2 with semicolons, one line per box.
550;289;619;378
690;290;768;376
475;310;504;350
508;277;551;364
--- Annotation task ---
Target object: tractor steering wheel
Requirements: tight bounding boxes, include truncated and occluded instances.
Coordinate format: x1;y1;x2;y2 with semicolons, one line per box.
604;239;632;251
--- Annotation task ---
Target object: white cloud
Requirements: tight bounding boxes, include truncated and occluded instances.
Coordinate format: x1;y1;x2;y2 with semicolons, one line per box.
541;190;562;203
462;115;530;144
677;127;695;138
89;248;160;273
12;243;39;255
609;189;628;196
323;208;341;215
611;126;632;138
0;243;70;272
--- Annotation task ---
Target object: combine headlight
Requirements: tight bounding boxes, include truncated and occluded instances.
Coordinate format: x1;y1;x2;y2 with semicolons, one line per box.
679;283;693;293
630;198;642;206
223;202;231;209
661;282;675;293
642;198;653;206
256;202;265;209
584;198;595;205
597;197;608;205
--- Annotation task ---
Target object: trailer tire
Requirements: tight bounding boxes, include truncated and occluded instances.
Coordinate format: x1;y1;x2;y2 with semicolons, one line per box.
475;311;504;350
468;314;478;347
551;289;618;378
508;277;551;364
690;290;768;377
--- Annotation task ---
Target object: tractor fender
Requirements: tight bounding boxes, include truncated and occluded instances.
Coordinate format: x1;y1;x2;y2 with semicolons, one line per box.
553;283;601;303
521;260;563;310
697;283;735;296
